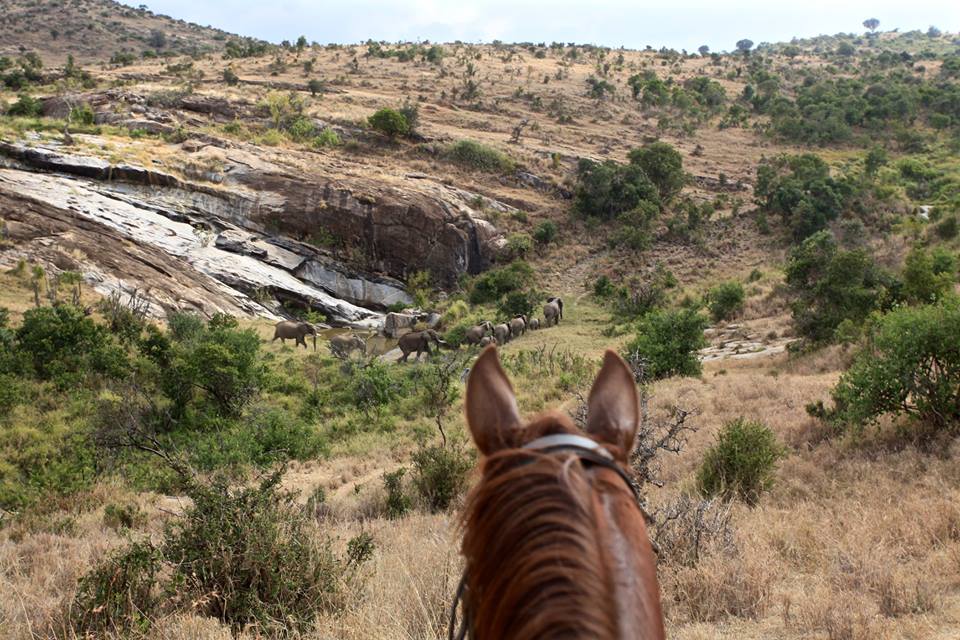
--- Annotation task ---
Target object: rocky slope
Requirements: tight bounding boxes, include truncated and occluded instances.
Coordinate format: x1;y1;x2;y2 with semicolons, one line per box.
0;127;505;326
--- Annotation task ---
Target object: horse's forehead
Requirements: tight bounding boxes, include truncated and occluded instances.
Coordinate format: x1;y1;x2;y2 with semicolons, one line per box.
521;412;582;440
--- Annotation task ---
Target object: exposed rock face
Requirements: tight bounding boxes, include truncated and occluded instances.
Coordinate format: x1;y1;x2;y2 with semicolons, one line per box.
383;312;419;338
0;135;503;326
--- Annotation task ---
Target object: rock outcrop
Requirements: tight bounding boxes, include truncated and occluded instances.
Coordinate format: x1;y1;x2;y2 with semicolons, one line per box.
0;133;504;326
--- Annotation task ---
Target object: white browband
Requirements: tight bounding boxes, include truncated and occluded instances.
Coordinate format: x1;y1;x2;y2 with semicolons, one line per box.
522;433;613;460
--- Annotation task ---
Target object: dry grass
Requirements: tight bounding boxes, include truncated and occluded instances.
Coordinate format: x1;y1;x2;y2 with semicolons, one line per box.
4;334;960;639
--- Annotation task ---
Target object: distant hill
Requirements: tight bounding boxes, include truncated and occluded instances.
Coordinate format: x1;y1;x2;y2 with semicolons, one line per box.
0;0;244;65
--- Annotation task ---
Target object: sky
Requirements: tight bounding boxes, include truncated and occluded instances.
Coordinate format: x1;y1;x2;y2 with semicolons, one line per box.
131;0;959;53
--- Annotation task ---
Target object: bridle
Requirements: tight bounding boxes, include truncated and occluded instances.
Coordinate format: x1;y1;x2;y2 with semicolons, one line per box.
448;434;646;640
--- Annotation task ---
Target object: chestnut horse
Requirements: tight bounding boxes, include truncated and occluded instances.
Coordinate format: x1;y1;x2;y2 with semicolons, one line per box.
452;346;665;639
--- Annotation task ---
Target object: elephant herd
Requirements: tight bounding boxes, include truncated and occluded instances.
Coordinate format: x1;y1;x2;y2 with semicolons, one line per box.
464;296;564;347
271;296;563;363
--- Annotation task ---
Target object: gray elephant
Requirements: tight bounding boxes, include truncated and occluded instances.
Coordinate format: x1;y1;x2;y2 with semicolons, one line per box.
543;297;564;327
509;315;527;338
273;320;317;350
494;323;511;344
479;336;496;347
465;321;494;345
528;318;540;331
329;333;366;359
398;329;448;362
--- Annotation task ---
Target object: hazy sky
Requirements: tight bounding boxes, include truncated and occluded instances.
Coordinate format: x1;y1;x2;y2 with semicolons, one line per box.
131;0;959;52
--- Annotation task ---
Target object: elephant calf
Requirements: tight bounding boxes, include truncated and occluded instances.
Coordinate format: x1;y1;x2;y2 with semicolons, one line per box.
465;321;494;345
273;320;318;350
398;329;448;362
528;318;540;331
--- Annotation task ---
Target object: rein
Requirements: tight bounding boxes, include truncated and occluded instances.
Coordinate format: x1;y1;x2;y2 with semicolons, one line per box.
448;434;645;640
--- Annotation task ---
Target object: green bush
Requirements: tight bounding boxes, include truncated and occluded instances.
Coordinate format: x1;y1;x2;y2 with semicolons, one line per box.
16;305;128;385
469;261;535;304
593;275;615;297
826;298;960;435
696;418;785;505
574;158;660;220
785;231;891;343
706;281;746;322
497;289;540;320
350;360;402;423
223;67;239;85
506;232;533;259
445;140;515;173
623;308;708;380
935;215;958;240
411;445;473;512
71;541;162;635
368;107;409;138
382;468;411;519
144;314;264;419
286;115;315;141
5;93;43;117
755;154;849;242
164;470;342;635
628;142;686;202
532;220;557;245
902;245;954;304
69;103;95;125
312;128;341;148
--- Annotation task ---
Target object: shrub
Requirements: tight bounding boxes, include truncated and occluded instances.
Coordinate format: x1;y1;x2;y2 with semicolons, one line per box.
144;314;265;418
307;79;324;95
574;158;660;220
755;154;849;242
696;418;785;505
312;127;341;148
532;220;557;245
445;140;515;173
69;103;95;125
382;468;411;519
826;298;960;435
411;445;473;512
611;201;659;250
623;308;708;380
16;304;128;384
223;67;239;85
935;215;959;239
164;470;342;635
71;541;162;635
628;142;686;202
706;281;745;322
593;275;615;297
469;261;535;304
5;92;43;117
368;107;409;138
506;232;533;259
497;289;540;320
903;245;954;304
286;116;315;141
785;231;891;343
350;360;401;423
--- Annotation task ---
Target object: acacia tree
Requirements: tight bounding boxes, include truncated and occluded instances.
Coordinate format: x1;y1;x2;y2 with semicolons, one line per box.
735;39;754;56
863;18;880;33
698;45;710;56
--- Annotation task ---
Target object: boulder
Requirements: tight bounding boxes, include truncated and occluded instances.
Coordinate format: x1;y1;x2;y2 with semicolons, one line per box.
384;312;419;338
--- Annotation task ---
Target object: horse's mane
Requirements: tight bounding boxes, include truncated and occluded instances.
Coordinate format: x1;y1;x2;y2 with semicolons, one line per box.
460;413;621;639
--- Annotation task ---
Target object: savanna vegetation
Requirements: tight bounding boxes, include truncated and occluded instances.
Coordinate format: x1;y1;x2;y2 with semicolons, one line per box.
2;11;960;640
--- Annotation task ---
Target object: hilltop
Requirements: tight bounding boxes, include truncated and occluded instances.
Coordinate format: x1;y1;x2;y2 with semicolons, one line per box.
0;0;241;63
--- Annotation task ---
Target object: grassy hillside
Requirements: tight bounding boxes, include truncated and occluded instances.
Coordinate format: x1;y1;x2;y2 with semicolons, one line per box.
1;20;960;640
0;0;240;64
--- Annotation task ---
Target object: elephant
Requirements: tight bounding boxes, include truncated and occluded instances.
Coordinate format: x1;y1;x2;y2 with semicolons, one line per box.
509;315;527;338
479;336;496;347
273;320;317;350
329;333;366;359
398;329;448;362
543;297;564;327
494;323;511;344
465;321;494;345
528;318;540;331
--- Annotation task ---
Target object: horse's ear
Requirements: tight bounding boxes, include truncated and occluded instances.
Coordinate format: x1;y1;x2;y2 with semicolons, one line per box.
586;350;640;455
466;346;522;455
